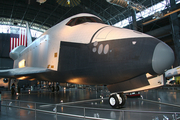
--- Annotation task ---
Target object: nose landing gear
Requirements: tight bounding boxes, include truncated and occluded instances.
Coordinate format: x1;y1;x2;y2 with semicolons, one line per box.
109;93;126;108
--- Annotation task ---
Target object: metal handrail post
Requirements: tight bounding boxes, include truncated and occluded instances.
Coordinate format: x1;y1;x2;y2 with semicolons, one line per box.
84;108;85;119
19;100;20;108
35;103;36;120
19;100;20;117
56;104;57;120
123;110;125;120
175;113;177;120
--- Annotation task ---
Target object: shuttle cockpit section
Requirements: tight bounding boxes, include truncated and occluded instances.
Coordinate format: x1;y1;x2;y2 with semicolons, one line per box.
66;16;103;26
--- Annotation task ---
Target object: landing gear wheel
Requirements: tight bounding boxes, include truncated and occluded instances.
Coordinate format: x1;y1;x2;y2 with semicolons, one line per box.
109;93;126;108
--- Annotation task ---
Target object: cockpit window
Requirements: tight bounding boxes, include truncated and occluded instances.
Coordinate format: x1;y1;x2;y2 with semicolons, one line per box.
66;17;103;26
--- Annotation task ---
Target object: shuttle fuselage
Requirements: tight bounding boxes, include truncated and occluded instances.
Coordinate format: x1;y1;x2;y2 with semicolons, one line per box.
10;13;174;88
5;13;175;108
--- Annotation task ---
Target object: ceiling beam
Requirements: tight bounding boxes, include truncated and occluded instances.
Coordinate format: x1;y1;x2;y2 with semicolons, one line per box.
30;7;43;27
39;4;60;29
9;0;17;24
55;7;74;25
20;4;29;26
90;0;117;22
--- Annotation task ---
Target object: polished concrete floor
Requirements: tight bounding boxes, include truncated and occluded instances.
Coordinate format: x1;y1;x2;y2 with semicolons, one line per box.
1;87;180;120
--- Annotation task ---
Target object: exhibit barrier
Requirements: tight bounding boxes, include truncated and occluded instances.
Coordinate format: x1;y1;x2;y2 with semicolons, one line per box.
1;99;180;120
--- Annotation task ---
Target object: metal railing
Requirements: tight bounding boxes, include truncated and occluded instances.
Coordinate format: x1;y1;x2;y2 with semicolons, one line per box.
1;99;180;120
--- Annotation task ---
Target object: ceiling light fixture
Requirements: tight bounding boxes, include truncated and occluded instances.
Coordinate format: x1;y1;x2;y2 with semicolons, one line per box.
67;0;70;5
36;0;46;5
57;0;81;7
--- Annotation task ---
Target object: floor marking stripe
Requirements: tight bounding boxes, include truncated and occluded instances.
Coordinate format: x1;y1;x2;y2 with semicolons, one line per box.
40;98;108;107
56;112;113;120
139;98;180;108
57;97;109;105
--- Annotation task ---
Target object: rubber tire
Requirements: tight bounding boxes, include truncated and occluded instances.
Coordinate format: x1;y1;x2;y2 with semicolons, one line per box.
109;94;119;108
109;93;126;108
118;93;126;107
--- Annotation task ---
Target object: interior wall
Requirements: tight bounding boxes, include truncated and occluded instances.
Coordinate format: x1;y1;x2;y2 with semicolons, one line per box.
0;33;14;70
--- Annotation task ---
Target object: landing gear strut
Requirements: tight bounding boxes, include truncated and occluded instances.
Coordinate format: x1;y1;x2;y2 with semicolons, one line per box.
109;93;126;108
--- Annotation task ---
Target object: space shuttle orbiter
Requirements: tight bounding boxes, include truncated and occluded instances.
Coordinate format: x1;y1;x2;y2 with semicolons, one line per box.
1;13;174;108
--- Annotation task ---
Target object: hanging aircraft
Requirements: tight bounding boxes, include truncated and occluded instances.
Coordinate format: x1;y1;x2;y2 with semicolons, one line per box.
1;13;174;108
165;66;180;78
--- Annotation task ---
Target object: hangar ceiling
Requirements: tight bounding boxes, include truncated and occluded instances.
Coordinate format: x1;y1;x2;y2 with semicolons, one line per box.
0;0;164;32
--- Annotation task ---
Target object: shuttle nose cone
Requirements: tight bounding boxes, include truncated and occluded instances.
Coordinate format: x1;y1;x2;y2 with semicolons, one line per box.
152;42;174;74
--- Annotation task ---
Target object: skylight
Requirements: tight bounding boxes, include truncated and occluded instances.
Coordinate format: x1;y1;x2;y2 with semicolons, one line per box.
114;0;180;28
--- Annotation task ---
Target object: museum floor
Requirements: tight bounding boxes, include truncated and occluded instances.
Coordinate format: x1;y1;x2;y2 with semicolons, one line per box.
1;86;180;120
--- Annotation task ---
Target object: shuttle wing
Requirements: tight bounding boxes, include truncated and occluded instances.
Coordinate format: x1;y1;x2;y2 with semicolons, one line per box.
0;67;53;78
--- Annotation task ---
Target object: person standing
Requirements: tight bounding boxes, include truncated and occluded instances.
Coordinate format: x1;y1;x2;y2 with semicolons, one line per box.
56;85;59;92
11;83;15;95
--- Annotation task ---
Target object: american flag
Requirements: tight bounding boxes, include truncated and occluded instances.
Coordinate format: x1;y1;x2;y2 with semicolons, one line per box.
10;27;27;52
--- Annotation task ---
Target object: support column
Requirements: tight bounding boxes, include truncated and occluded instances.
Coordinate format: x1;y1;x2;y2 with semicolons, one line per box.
170;0;180;65
131;9;137;30
8;78;11;90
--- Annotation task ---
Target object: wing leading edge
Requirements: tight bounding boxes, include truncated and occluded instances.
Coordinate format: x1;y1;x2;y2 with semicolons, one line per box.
0;67;53;78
